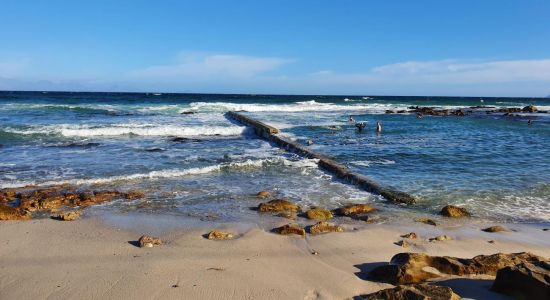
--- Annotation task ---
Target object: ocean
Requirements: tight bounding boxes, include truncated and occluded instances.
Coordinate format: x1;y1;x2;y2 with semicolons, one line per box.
1;91;549;226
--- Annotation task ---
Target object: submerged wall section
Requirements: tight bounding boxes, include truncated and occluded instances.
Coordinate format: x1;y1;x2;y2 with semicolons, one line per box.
226;111;416;205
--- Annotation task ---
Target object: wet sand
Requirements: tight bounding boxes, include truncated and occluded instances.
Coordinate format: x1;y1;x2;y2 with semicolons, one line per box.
0;217;548;299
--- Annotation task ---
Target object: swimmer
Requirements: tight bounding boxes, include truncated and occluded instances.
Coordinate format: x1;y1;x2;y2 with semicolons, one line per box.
355;122;366;132
348;115;355;123
416;113;423;119
528;119;533;125
376;121;382;133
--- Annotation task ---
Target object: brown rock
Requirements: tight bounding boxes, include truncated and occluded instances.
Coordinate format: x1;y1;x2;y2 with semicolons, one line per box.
207;230;234;240
258;199;300;213
368;252;546;285
336;204;375;216
440;205;470;218
401;232;417;239
309;221;344;235
491;261;550;300
482;226;509;233
0;205;31;220
256;191;271;199
275;211;297;220
124;191;145;200
522;105;538;113
52;211;81;221
429;235;452;242
305;208;333;221
274;223;305;237
394;240;410;248
138;235;162;248
358;284;461;300
414;217;437;226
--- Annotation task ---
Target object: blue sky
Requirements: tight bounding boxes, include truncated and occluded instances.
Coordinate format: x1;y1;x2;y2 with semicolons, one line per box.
0;0;549;96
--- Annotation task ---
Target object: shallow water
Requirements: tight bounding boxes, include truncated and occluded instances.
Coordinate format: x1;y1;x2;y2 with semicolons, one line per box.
1;91;549;224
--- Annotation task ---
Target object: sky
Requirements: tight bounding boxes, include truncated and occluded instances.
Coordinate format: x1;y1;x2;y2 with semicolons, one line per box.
0;0;549;97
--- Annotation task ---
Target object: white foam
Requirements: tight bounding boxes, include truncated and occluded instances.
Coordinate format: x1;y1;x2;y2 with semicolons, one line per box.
351;159;396;167
188;100;401;113
0;157;320;188
4;124;247;137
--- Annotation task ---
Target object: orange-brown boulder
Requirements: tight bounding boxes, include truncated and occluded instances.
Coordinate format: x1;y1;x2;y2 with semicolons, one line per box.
0;205;31;220
258;199;300;213
309;221;344;235
336;204;375;216
274;223;305;237
138;235;162;248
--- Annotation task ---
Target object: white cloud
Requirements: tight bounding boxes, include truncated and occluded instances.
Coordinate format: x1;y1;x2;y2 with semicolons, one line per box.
129;52;293;81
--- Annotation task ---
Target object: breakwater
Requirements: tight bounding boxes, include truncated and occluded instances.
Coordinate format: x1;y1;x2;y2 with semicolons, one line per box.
226;111;416;205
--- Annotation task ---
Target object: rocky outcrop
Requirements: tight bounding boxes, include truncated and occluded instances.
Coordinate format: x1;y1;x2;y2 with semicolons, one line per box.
368;252;545;285
305;208;333;221
491;261;550;299
274;223;305;237
358;284;461;300
52;211;81;221
256;191;271;199
207;230;234;240
440;205;470;218
0;205;31;220
0;185;146;221
258;199;300;213
309;221;343;235
522;105;538;113
401;232;417;239
335;204;375;216
138;235;162;248
482;226;509;233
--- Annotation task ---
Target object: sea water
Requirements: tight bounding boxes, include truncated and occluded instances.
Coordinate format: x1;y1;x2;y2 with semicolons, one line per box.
1;92;548;225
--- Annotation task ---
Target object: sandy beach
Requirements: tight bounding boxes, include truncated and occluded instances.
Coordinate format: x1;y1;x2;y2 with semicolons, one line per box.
1;217;548;299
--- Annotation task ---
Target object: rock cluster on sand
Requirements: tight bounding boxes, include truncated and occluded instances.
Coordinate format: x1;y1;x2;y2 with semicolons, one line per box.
138;235;162;248
0;185;145;221
400;232;417;239
358;284;460;300
274;223;305;237
491;261;550;299
368;252;545;285
309;221;343;235
258;199;300;213
440;205;470;218
429;235;452;242
482;225;509;233
305;208;333;221
52;211;81;221
207;230;234;240
256;191;271;199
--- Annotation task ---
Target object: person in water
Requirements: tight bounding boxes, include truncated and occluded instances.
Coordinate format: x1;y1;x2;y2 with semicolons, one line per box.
348;115;355;123
355;122;366;132
528;119;533;125
376;121;382;133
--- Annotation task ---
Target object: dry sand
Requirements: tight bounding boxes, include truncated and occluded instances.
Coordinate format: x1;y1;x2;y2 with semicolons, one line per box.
0;218;548;300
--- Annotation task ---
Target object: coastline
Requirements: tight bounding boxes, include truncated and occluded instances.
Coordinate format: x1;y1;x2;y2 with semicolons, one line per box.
1;217;548;299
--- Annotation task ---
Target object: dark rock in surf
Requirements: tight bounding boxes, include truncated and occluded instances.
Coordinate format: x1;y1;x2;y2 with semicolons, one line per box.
482;225;509;233
181;111;195;115
145;148;164;152
522;105;538;113
491;261;550;299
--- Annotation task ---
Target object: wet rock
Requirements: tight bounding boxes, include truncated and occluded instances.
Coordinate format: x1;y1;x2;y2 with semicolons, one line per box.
274;223;305;237
180;111;195;115
482;226;509;233
258;199;300;213
52;211;81;221
0;205;31;220
138;235;162;248
358;284;461;300
207;230;234;240
355;214;378;223
0;189;16;203
414;217;437;226
256;191;271;199
275;211;297;220
429;235;452;242
368;252;545;285
145;148;164;152
123;191;145;200
385;110;395;114
394;240;410;248
401;232;417;239
440;205;470;218
309;221;343;235
336;204;375;216
522;105;538;113
492;261;550;300
305;208;333;221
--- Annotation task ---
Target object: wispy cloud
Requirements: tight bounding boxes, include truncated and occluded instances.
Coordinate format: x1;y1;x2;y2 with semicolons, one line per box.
129;52;293;81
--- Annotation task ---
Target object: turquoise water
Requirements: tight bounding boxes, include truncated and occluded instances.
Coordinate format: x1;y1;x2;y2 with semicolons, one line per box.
1;92;549;223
